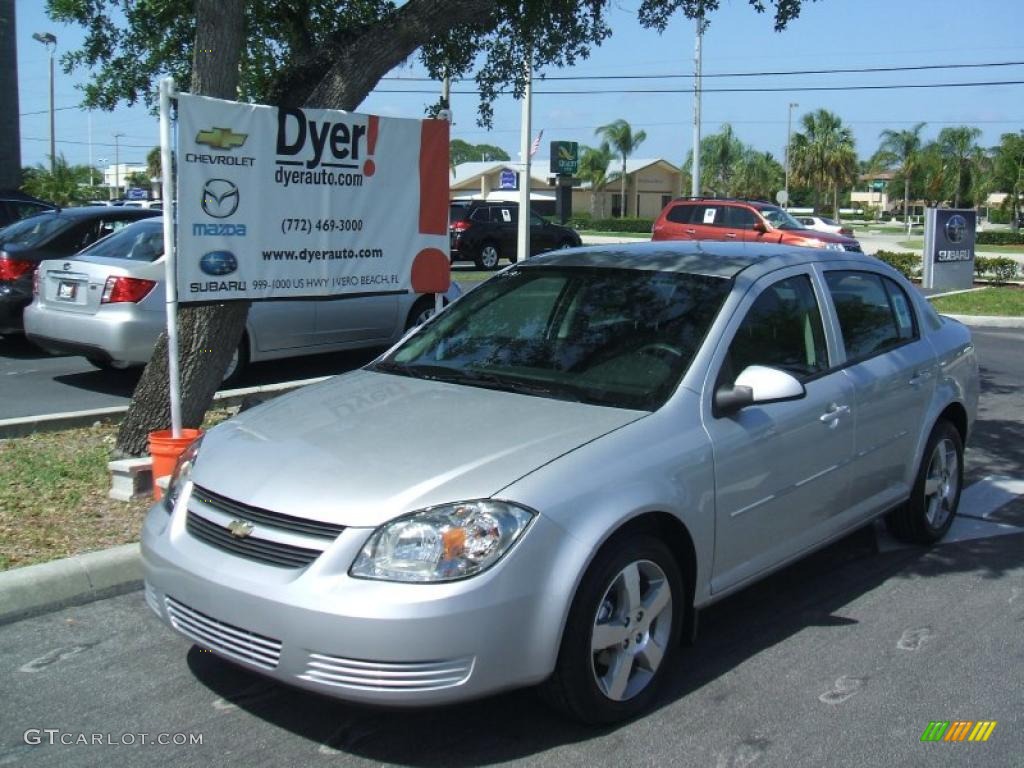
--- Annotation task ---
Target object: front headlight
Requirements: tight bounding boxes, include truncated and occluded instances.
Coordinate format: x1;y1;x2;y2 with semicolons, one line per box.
162;436;202;513
823;241;846;251
350;501;535;582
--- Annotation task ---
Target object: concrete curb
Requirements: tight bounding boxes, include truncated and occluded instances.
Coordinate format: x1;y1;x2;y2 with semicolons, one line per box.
0;375;330;439
942;314;1024;328
0;543;142;626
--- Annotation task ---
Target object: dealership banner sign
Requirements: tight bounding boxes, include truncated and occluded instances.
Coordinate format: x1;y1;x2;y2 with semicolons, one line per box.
175;93;450;303
922;208;975;291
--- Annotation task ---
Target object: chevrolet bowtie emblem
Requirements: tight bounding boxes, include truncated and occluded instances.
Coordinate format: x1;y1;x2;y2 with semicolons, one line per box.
227;520;255;539
195;127;248;150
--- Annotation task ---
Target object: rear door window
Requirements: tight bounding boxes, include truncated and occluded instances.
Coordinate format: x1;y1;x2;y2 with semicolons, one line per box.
665;204;695;224
470;207;491;223
825;271;905;361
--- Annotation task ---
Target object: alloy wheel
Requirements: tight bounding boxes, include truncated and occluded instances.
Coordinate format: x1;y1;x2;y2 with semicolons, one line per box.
923;437;959;529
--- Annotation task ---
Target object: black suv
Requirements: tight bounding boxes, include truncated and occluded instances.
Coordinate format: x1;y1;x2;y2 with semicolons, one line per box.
449;201;582;269
0;192;55;230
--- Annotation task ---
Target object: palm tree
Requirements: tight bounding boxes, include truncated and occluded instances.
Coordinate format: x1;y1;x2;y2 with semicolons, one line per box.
595;119;646;218
878;122;925;232
577;142;613;217
937;126;982;207
991;131;1024;229
21;154;93;206
732;150;784;201
789;109;859;222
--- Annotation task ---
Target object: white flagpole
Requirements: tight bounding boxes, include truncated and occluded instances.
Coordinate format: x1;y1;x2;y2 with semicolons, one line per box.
159;77;182;438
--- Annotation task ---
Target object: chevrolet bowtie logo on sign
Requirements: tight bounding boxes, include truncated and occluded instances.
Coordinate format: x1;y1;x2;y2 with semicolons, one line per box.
195;127;248;150
921;720;997;743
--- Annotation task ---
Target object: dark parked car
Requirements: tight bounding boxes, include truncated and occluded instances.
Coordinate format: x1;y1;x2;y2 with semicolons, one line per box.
0;191;55;229
0;206;158;335
449;201;582;269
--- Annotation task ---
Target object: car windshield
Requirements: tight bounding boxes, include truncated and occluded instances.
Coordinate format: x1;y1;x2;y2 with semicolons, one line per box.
373;265;731;411
758;206;805;230
0;212;67;248
79;221;164;262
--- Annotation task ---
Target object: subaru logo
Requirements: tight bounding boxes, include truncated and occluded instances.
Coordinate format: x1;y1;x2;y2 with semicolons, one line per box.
201;179;239;219
199;250;238;276
945;214;967;244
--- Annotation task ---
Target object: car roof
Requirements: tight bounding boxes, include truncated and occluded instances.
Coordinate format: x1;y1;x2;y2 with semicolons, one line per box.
520;241;874;279
38;205;158;219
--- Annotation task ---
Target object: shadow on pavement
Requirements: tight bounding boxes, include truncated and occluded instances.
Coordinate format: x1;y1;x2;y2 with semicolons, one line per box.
0;334;58;361
184;527;1024;766
53;368;141;397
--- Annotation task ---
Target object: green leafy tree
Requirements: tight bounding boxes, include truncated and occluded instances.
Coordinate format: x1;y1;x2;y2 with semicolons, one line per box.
21;154;93;206
732;150;784;202
877;122;925;231
146;146;162;181
449;139;510;166
682;123;745;196
990;131;1024;229
937;126;982;207
48;0;813;453
789;109;858;221
576;142;613;217
595;119;647;218
126;170;150;188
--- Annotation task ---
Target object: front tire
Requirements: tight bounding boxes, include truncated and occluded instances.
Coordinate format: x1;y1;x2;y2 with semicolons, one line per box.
220;335;249;389
542;533;684;724
885;420;963;544
474;241;501;270
404;295;445;332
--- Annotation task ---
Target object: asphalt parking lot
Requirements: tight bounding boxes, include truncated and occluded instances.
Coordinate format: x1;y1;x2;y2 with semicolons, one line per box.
0;326;1021;767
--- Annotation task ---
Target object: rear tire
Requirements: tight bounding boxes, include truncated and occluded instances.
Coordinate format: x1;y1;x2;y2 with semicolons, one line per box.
541;533;684;724
405;295;445;332
86;357;132;372
885;420;963;544
474;241;501;270
220;335;249;389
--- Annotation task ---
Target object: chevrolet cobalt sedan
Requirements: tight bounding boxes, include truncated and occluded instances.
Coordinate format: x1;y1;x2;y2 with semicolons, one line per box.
142;242;978;723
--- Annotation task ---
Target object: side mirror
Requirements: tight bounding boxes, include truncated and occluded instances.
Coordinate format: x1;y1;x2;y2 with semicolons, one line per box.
753;220;768;233
714;365;806;415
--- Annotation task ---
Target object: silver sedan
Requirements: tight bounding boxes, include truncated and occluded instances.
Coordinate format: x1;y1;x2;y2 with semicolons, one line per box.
141;241;978;724
23;218;461;384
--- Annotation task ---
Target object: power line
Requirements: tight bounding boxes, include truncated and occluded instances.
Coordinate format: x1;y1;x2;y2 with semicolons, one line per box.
379;79;1024;96
383;59;1024;83
22;136;154;149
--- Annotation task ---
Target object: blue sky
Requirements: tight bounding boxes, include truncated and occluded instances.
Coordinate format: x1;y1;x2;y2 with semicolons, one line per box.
14;0;1024;171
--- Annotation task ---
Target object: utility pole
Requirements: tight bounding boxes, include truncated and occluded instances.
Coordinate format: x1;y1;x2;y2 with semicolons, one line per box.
784;102;798;209
690;16;702;197
32;32;57;173
113;132;125;200
88;111;95;187
516;47;533;265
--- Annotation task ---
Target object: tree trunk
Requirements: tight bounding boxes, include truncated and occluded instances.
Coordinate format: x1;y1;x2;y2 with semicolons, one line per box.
833;185;840;224
620;158;627;218
904;177;910;233
115;0;247;456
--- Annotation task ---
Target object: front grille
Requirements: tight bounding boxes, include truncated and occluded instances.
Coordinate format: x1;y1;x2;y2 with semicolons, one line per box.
300;653;474;692
191;485;344;539
165;596;282;669
843;243;863;253
186;511;322;568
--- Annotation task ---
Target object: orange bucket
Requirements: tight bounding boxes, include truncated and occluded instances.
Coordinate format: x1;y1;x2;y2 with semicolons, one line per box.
148;428;203;500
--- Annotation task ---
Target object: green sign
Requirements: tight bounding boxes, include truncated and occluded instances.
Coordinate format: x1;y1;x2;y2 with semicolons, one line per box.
870;179;886;191
550;141;579;175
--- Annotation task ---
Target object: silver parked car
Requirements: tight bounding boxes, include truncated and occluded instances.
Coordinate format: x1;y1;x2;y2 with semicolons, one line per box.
142;242;978;723
24;218;460;384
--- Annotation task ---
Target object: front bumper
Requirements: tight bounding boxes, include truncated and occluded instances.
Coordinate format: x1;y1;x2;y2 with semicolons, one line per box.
24;303;162;364
141;490;570;706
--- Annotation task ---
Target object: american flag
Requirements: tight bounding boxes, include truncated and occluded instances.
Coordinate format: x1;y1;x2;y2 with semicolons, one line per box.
529;129;544;158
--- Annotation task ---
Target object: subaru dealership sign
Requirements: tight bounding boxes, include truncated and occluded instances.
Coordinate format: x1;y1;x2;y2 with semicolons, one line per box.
922;208;975;291
175;93;450;303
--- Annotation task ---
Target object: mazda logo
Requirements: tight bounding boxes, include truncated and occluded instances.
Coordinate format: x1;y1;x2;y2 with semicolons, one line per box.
945;214;967;244
201;179;239;219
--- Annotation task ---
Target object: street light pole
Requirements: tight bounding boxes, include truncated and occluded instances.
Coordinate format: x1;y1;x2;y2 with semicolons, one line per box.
32;32;57;173
784;102;798;210
690;16;702;197
113;132;125;200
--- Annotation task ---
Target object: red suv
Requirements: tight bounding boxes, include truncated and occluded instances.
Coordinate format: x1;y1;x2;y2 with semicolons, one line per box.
652;198;862;252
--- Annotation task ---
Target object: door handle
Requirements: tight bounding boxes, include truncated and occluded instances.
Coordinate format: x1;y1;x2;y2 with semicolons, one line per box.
909;369;934;387
725;233;737;238
685;229;696;235
819;403;850;426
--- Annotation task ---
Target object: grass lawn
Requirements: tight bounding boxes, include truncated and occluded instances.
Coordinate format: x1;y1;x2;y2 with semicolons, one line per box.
900;239;1024;255
0;409;235;571
898;239;925;250
930;287;1024;317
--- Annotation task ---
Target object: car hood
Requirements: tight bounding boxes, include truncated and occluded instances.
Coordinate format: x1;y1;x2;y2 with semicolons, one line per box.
191;370;646;527
790;227;858;245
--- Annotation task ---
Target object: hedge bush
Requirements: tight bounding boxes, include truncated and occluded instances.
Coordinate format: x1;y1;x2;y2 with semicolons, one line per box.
569;217;654;233
874;250;921;279
976;231;1024;245
974;256;1020;283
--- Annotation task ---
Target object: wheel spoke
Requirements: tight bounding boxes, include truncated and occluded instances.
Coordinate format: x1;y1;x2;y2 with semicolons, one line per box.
924;475;942;497
605;652;633;700
934;444;948;475
636;638;664;673
592;621;630;652
621;563;642;613
642;579;670;623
